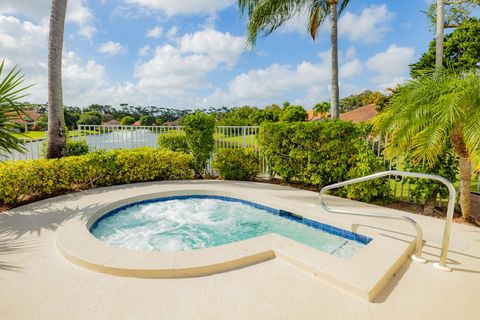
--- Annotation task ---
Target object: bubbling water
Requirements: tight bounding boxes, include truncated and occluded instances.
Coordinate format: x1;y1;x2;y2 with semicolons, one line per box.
91;198;364;258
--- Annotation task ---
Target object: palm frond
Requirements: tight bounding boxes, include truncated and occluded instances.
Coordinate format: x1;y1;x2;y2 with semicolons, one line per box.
241;0;307;47
373;69;471;166
308;0;328;40
0;61;33;156
338;0;351;15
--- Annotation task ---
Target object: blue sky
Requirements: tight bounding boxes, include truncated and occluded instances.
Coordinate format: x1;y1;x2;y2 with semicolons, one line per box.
0;0;437;109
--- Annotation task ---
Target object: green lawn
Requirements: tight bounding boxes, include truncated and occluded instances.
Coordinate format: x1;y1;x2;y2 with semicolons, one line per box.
214;133;257;148
12;131;46;139
13;130;98;140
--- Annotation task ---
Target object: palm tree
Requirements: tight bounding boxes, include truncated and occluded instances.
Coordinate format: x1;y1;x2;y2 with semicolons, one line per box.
374;70;480;220
46;0;68;159
313;101;331;118
436;0;445;69
238;0;351;119
0;61;32;156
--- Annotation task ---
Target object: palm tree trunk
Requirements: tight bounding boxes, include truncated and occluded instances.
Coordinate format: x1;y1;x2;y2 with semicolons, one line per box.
435;0;445;69
46;0;68;159
451;125;472;219
459;156;472;219
424;192;437;215
328;1;340;119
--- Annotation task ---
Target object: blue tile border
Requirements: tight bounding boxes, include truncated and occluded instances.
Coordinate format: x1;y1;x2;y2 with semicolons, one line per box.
90;195;372;245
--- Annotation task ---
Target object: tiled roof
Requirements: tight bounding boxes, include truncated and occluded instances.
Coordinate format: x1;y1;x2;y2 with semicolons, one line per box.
306;110;323;121
101;119;121;126
5;110;42;124
306;104;377;123
340;104;378;123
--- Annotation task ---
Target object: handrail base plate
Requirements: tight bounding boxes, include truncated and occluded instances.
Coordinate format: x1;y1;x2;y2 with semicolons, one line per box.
433;262;452;272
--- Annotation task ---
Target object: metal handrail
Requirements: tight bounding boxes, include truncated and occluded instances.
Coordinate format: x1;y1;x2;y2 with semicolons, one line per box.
319;170;456;271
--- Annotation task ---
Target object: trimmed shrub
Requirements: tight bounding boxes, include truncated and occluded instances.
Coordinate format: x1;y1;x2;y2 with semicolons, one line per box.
77;112;102;125
258;120;390;203
183;111;215;178
140;115;156;126
213;148;260;180
120;116;135;125
63;139;89;157
403;149;458;212
0;148;193;204
157;131;189;153
279;105;307;122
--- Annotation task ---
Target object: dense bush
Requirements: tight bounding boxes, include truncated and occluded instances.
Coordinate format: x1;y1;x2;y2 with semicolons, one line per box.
213;148;260;180
0;148;193;204
120;116;135;125
140;115;156;126
183;111;215;178
63;139;89;157
279;105;307;122
157;131;189;153
403;149;458;212
258;120;390;202
77;111;102;126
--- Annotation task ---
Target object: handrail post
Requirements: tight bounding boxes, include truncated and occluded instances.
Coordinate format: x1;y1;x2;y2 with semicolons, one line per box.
319;170;456;271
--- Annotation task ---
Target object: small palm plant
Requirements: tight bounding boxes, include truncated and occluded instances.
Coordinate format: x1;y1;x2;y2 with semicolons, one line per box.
374;70;480;219
0;61;32;156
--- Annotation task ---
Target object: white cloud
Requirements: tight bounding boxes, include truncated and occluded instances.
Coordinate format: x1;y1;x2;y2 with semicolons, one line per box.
98;41;127;55
0;0;96;39
124;0;235;16
366;45;415;89
67;0;97;39
179;28;245;67
133;29;244;93
0;15;49;101
0;0;51;19
146;26;163;38
340;59;363;78
138;45;150;57
277;5;394;45
62;52;107;104
204;50;361;107
339;4;394;44
0;15;107;106
166;26;179;40
85;28;246;107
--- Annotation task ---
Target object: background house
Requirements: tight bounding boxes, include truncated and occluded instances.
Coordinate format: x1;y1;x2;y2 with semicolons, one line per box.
5;110;41;131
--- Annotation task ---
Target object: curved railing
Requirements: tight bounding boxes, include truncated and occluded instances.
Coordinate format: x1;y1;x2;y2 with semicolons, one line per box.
319;170;456;271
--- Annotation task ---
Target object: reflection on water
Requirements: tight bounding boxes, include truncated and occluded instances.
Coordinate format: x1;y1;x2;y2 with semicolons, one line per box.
83;129;161;150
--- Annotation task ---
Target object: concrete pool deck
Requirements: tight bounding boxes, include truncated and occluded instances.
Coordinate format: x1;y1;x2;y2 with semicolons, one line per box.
1;180;479;319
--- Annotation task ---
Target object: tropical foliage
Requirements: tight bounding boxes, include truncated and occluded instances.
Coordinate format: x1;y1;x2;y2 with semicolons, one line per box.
77;111;102;126
157;131;189;153
0;148;193;204
213;148;260;180
424;0;480;30
403;149;459;213
374;70;480;219
238;0;352;118
258;120;390;203
0;61;32;156
120;116;135;125
411;18;480;76
183;111;215;178
279;105;307;122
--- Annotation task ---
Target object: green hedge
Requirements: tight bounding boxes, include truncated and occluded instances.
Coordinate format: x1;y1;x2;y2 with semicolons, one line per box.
157;131;189;153
184;111;215;177
213;148;260;180
258;120;390;202
0;148;193;204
